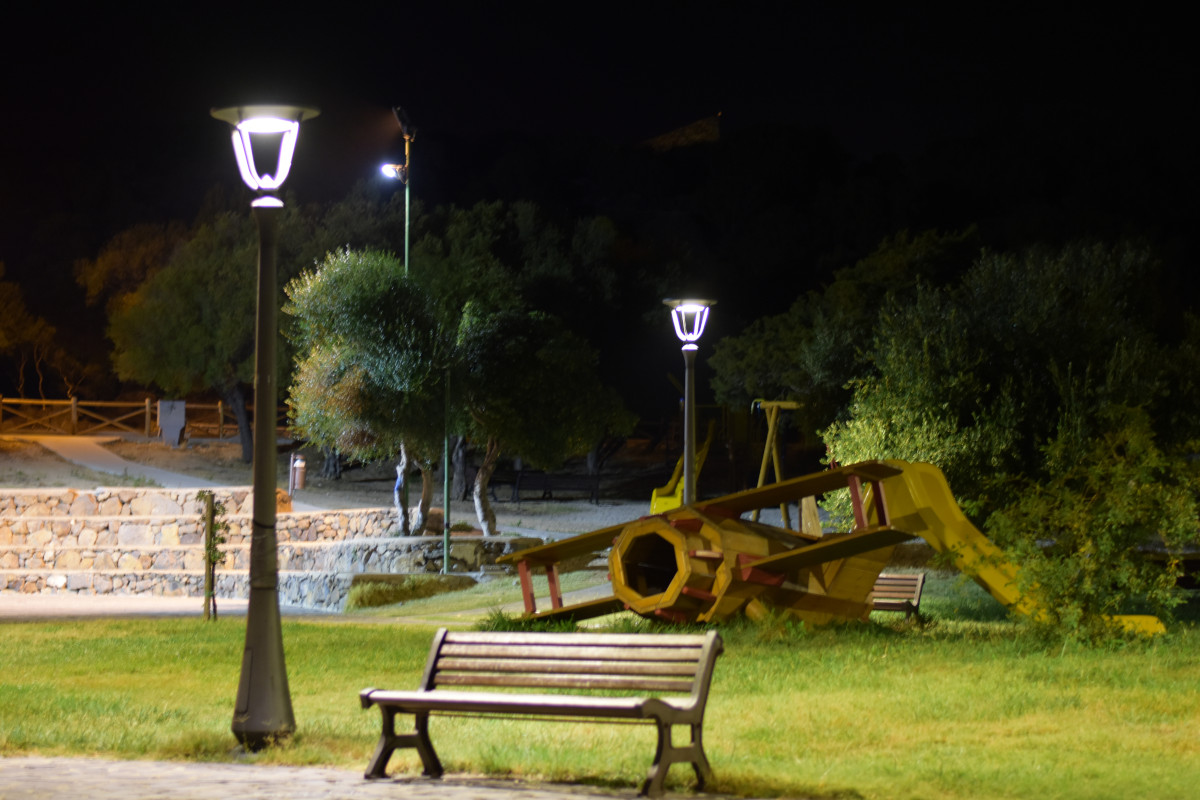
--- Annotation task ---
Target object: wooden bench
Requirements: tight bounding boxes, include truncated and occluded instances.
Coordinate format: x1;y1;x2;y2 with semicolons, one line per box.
870;572;926;619
512;470;601;505
359;628;724;797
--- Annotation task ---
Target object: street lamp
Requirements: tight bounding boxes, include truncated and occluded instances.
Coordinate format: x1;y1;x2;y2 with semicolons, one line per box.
212;102;318;750
665;298;715;505
379;105;416;274
381;106;452;573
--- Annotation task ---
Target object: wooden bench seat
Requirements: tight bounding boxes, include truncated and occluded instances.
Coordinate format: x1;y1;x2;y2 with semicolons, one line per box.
870;572;926;618
359;628;724;797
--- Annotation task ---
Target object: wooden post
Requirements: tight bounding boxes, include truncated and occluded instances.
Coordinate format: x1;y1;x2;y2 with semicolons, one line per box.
204;492;216;621
144;398;152;437
218;400;225;440
70;397;79;434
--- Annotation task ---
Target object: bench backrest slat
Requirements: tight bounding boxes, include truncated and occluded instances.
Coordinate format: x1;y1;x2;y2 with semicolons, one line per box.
437;657;699;677
442;631;711;647
424;629;722;698
439;643;704;662
435;673;698;693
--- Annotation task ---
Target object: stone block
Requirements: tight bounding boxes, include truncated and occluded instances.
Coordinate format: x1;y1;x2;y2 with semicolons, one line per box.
117;524;152;546
131;494;183;516
160;523;180;546
69;495;98;517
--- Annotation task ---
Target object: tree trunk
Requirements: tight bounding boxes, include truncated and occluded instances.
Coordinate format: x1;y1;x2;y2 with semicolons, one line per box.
451;436;468;501
473;436;501;536
320;447;342;479
393;444;411;534
414;463;434;534
222;385;253;464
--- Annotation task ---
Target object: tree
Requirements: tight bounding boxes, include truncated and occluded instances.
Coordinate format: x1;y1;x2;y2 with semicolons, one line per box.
709;228;978;438
818;241;1200;632
454;307;634;534
0;262;59;398
108;213;259;459
285;248;445;532
286;200;636;537
411;201;634;534
73;221;187;314
104;204;317;462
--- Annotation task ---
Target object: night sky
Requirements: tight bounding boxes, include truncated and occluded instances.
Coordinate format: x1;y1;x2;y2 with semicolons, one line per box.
2;2;1196;345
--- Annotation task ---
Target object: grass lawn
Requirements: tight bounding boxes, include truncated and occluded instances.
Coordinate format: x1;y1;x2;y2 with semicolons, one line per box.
1;574;1197;799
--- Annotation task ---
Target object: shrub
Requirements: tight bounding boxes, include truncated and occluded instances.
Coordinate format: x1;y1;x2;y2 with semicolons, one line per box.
986;407;1199;640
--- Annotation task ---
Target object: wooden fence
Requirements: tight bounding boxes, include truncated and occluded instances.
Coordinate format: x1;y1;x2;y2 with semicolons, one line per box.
0;397;286;439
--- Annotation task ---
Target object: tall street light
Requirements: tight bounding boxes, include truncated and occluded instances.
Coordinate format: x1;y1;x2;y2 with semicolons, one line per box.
665;299;715;506
212;102;318;750
379;105;416;274
381;107;451;573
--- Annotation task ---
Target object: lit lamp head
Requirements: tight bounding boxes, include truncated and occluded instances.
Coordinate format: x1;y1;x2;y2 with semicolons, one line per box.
380;163;408;183
664;299;715;351
211;104;319;207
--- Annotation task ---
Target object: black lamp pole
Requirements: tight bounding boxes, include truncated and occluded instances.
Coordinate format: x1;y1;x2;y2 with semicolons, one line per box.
212;104;316;749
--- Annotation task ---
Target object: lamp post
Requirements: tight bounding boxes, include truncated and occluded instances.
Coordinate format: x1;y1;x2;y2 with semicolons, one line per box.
212;103;318;750
381;107;451;574
379;105;415;274
665;299;715;505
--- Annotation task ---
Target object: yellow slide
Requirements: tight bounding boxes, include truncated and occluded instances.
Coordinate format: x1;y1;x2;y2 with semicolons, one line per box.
876;460;1165;635
650;420;717;514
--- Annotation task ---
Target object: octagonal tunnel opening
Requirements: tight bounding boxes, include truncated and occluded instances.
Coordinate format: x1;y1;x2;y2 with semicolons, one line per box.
621;532;680;598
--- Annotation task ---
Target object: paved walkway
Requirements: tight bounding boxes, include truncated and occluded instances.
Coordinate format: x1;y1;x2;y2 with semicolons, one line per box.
7;434;326;510
0;756;724;799
12;434;221;488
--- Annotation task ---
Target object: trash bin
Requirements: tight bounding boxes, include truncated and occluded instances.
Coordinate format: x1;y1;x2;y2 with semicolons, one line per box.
289;453;306;494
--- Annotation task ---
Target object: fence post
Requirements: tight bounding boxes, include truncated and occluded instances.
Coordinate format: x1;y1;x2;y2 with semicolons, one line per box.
70;397;78;434
217;400;224;440
145;398;152;437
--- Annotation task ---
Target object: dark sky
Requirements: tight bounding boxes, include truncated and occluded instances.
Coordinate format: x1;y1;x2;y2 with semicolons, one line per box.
2;2;1195;302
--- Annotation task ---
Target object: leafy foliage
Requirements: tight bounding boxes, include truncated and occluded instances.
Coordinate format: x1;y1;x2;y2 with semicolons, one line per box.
709;228;978;436
286;200;636;535
812;240;1200;632
986;407;1199;639
285;248;445;463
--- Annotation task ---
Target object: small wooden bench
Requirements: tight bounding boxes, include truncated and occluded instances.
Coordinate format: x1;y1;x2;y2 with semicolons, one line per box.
359;628;724;797
870;572;926;619
512;470;601;505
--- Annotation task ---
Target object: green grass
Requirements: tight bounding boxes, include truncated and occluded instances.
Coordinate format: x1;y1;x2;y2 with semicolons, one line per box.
1;575;1198;799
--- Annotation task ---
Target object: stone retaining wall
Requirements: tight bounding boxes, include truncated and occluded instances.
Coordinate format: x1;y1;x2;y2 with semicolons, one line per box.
0;486;541;611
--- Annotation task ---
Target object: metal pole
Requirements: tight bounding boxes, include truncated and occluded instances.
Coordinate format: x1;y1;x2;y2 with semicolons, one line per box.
403;135;411;276
682;346;697;505
400;135;412;521
442;371;450;574
232;203;295;750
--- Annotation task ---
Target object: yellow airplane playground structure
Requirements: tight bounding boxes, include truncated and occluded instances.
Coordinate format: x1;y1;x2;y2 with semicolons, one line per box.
497;459;1165;636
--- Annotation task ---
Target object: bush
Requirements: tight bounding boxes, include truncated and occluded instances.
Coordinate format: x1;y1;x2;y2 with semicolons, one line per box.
985;407;1200;640
345;574;476;611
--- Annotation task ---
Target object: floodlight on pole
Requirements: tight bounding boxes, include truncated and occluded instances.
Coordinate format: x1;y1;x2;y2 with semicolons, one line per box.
380;105;449;571
212;103;317;751
665;298;715;506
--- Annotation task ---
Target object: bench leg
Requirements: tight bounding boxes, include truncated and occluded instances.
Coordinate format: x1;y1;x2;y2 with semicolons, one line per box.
640;720;713;797
365;708;444;780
